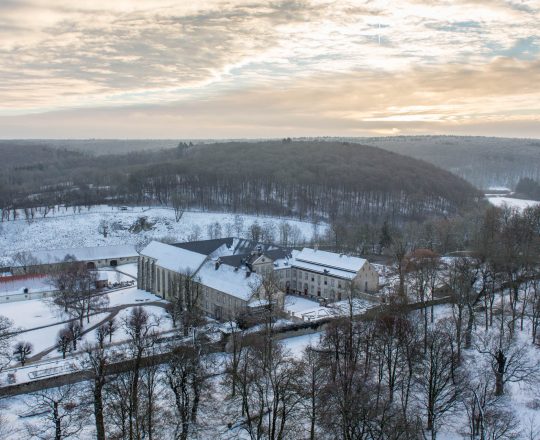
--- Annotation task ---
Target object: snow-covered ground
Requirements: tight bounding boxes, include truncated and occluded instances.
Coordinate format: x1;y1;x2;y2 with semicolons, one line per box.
0;205;323;266
280;331;323;358
0;298;61;330
284;294;378;321
81;305;172;347
107;287;164;307
486;195;540;211
115;262;138;278
15;312;109;355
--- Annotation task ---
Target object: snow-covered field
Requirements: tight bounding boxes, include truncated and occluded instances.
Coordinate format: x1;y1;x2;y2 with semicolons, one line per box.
486;195;540;210
0;298;60;330
0;205;323;266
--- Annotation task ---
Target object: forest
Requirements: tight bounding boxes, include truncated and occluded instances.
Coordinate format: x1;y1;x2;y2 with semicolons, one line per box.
0;140;478;224
3;135;538;190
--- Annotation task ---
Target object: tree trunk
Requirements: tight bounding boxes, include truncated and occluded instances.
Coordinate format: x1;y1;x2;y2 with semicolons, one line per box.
94;381;106;440
465;304;474;349
54;401;61;440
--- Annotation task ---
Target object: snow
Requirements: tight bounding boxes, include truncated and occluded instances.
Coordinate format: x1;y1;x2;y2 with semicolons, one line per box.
107;287;165;307
21;244;137;266
294;247;366;273
0;275;54;297
280;332;323;358
284;294;376;321
486;196;540;211
0;298;61;330
82;305;172;346
284;295;321;314
15;313;109;355
96;269;133;284
116;262;138;277
197;261;261;301
486;186;511;192
0;205;321;266
286;257;359;280
140;240;207;273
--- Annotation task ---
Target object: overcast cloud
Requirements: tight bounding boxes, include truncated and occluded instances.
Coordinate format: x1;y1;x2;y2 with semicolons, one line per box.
0;0;539;137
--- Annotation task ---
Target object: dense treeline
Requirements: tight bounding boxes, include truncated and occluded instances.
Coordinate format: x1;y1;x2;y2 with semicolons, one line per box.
0;141;478;223
351;135;540;189
515;177;540;201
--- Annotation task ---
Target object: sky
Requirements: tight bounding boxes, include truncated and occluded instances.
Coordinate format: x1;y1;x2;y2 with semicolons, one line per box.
0;0;539;138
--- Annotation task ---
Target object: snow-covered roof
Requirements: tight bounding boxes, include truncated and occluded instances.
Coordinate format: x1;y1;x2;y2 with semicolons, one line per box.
140;241;207;274
0;276;55;297
23;244;138;266
273;248;369;280
197;261;260;301
294;248;366;272
289;258;359;280
295;248;367;273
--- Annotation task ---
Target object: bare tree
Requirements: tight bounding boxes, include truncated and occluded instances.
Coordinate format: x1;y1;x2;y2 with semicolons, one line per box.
50;261;99;324
224;317;246;398
237;340;303;440
233;214;244;236
417;319;462;439
12;251;39;274
122;307;161;440
97;220;109;238
81;331;110;440
0;315;14;371
105;317;118;343
298;345;325;440
406;248;440;352
171;192;185;222
476;329;538;396
24;384;89;440
461;374;521;440
57;329;72;359
164;344;207;440
66;321;82;351
13;341;32;366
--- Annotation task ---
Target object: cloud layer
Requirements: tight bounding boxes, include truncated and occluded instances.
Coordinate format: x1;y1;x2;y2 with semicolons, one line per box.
1;0;539;137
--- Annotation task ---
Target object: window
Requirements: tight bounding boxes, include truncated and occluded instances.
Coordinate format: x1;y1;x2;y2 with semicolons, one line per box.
331;279;335;286
305;273;308;280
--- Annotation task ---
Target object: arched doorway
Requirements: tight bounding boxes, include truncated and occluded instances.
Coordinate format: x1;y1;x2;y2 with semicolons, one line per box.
86;261;96;270
110;260;118;267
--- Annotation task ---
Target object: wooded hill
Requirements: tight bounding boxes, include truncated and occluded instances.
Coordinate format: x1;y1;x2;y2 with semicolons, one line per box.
0;140;478;222
349;136;540;189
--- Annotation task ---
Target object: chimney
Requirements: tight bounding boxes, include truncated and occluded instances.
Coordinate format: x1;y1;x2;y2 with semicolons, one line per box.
215;258;221;270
